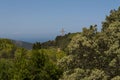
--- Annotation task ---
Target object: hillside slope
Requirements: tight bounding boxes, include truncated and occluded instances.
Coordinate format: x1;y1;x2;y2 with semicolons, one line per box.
11;40;33;50
41;32;80;51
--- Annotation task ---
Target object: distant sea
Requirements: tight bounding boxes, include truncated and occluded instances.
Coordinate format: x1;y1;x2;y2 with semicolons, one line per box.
25;38;54;43
11;37;54;43
0;36;55;43
0;33;59;43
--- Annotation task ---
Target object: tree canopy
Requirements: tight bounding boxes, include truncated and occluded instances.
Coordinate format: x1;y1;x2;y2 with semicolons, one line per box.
58;7;120;80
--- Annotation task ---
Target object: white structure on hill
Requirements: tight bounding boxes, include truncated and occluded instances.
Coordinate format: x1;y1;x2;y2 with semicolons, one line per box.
60;28;65;36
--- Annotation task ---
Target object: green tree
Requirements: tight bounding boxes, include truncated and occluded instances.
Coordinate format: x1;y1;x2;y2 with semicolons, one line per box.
33;42;41;50
29;50;63;80
58;7;120;79
11;48;30;80
0;39;16;58
0;59;12;80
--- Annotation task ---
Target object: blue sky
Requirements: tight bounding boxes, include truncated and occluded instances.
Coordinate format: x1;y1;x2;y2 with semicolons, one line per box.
0;0;120;42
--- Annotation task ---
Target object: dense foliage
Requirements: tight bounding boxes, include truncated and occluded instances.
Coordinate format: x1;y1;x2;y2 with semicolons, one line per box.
0;39;63;80
41;32;79;51
58;7;120;80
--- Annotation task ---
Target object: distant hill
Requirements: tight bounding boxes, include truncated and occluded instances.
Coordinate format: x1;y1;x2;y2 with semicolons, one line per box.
41;32;80;51
11;40;33;50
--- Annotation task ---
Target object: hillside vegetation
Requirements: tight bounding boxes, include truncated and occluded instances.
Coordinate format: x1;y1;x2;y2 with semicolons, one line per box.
0;7;120;80
11;40;33;50
41;32;79;51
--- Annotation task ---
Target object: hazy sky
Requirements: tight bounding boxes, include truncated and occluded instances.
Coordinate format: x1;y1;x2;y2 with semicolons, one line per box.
0;0;120;42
